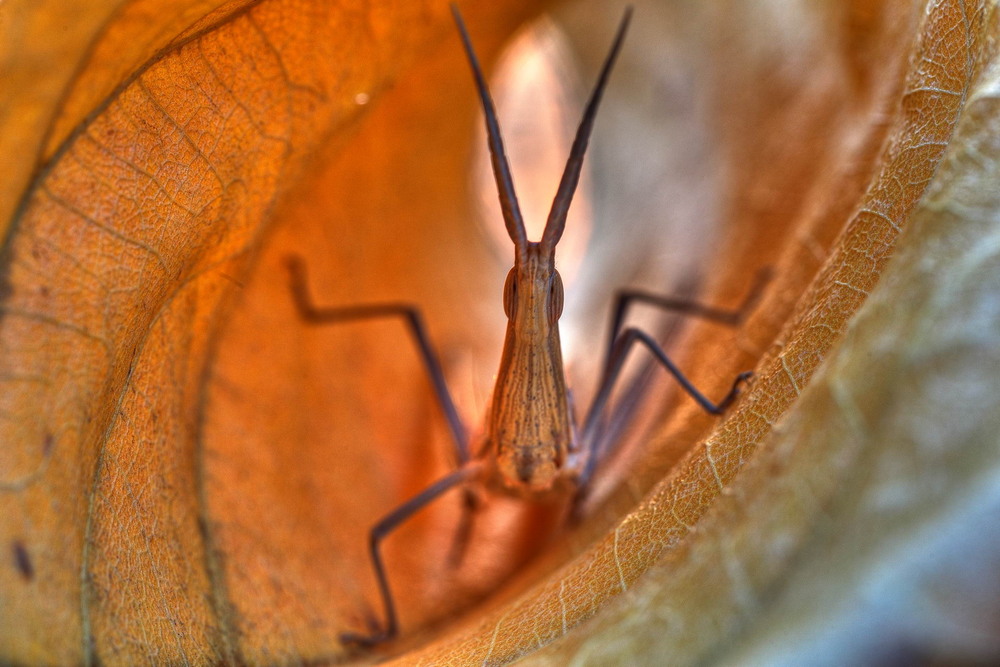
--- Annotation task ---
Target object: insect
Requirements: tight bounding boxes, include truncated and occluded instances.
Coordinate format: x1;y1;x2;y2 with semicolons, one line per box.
286;4;766;647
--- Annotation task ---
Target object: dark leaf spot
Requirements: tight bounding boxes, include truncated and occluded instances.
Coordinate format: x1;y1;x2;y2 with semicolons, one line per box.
12;541;33;581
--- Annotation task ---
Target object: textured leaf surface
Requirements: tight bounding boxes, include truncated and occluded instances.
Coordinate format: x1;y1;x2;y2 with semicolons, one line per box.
0;0;536;663
2;0;998;665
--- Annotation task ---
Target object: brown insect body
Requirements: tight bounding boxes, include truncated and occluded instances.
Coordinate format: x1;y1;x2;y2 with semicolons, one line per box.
287;4;759;647
454;2;628;498
486;245;575;496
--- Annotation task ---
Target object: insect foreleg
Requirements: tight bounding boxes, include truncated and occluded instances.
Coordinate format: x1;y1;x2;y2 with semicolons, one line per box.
285;255;470;464
602;268;773;373
340;462;485;646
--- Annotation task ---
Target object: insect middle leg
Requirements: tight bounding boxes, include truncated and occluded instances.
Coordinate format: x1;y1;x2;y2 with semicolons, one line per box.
577;273;771;489
338;462;485;646
286;256;479;644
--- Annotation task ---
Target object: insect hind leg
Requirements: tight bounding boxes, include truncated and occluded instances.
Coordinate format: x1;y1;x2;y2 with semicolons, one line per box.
445;485;485;569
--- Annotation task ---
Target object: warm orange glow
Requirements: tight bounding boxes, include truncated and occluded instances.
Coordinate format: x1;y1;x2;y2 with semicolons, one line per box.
474;16;593;285
2;1;999;665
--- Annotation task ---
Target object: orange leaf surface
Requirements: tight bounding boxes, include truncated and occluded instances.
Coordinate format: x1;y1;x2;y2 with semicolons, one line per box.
0;0;538;662
2;0;999;665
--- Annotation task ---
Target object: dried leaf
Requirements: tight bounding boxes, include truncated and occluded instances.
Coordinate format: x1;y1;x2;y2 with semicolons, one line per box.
2;0;998;665
0;0;537;663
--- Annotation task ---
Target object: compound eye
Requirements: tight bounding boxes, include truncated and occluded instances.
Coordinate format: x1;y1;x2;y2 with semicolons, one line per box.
548;271;564;323
502;267;517;318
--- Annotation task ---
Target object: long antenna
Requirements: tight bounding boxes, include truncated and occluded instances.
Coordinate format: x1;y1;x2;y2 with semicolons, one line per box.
540;7;632;255
452;4;529;265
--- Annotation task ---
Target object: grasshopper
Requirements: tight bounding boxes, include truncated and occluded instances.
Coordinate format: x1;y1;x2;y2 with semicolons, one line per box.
287;4;764;646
